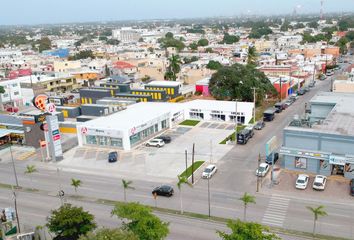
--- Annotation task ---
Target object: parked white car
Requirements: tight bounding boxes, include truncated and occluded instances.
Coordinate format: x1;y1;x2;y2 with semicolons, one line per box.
295;174;309;190
255;163;270;177
312;175;327;190
202;164;217;179
146;138;165;148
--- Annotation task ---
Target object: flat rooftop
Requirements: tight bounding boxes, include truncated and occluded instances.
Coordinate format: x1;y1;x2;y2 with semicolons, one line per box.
307;92;354;136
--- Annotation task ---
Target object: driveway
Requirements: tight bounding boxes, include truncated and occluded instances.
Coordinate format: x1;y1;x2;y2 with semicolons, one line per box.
58;124;234;181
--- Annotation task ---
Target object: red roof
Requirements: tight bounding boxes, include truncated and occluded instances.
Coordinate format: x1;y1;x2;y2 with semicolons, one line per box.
113;61;135;69
337;31;347;37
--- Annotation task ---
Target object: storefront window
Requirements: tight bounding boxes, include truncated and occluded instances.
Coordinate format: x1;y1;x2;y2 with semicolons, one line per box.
161;120;167;129
130;133;141;145
111;138;123;147
98;136;109;146
86;135;97;145
295;157;307;169
155;124;158;132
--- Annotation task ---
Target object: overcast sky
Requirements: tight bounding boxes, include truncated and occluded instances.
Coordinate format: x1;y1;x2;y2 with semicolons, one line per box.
1;0;353;25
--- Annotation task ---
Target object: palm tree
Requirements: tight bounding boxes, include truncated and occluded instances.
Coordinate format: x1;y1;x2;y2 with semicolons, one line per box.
165;55;182;81
121;179;134;202
306;205;328;236
239;192;256;221
24;165;37;189
177;175;192;214
71;178;82;193
247;46;258;65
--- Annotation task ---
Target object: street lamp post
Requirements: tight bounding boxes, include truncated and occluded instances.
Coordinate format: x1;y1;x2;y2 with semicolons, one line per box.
12;187;20;233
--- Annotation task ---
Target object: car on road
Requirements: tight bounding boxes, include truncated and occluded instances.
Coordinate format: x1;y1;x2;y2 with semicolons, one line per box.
285;99;293;107
255;163;270;177
202;164;217;179
265;152;279;164
152;185;174;197
296;174;309;190
312;175;327;190
254;121;265;130
297;89;306;95
146;138;165;148
157;135;171;143
350;179;354;196
108;151;118;163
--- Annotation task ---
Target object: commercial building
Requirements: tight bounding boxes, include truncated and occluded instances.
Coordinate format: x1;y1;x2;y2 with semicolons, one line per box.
77;99;254;150
112;28;141;43
280;92;354;179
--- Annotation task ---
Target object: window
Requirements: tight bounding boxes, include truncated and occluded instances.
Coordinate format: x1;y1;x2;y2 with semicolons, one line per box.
12;83;18;87
13;91;19;96
86;135;97;145
154;124;158;132
111;138;123;147
295;157;307;169
98;136;108;146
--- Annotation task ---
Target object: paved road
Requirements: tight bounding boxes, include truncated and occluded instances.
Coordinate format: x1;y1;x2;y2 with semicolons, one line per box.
0;188;316;240
0;61;353;239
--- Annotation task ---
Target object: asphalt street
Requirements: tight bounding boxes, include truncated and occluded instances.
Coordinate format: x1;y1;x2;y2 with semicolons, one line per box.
0;59;353;239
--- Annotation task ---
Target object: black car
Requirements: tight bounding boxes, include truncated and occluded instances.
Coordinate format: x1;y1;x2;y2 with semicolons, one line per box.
254;121;265;130
350;179;354;196
157;135;171;144
152;185;174;197
108;151;118;163
297;89;306;95
265;152;279;164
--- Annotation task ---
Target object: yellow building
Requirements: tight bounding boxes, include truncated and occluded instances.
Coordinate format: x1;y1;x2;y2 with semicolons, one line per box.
54;60;81;72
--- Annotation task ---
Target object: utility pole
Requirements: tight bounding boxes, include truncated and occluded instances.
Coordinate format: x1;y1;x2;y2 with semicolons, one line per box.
185;149;188;175
256;153;261;192
234;99;238;145
192;143;195;184
9;140;19;188
279;77;282;102
312;62;316;84
210;140;213;163
12;187;20;233
207;177;211;218
251;87;257;124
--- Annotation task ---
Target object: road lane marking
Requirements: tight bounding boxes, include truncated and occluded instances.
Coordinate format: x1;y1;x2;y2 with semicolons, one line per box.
262;194;290;227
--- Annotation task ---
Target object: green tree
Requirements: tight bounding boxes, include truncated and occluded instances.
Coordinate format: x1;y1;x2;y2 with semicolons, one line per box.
177;175;192;214
24;165;37;190
218;219;280;240
47;204;96;240
148;47;154;53
205;47;213;53
71;178;82;193
189;42;198;51
165;55;182;81
346;31;354;41
206;60;222;70
220;33;240;44
247;46;258;65
159;37;185;52
107;39;120;45
112;202;169;240
0;86;5;111
197;38;209;47
307;21;319;29
38;37;52;52
165;32;174;39
122;179;134;202
306;205;327;236
79;228;138;240
280;20;292;32
337;37;349;54
209;64;276;102
68;50;95;60
239;192;256;221
248;25;272;39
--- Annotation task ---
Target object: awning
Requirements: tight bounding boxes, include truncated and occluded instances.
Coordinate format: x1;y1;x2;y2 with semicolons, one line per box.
0;129;24;138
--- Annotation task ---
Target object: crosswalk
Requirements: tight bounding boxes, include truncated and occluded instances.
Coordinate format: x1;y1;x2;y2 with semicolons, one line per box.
262;194;290;227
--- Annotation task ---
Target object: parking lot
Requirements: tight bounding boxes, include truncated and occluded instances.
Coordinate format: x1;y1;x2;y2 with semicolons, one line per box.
59;122;235;181
267;170;353;201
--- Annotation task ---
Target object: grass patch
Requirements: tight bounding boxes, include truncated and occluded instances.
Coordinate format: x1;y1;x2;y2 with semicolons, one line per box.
180;161;205;178
255;99;277;121
219;125;246;144
179;119;200;126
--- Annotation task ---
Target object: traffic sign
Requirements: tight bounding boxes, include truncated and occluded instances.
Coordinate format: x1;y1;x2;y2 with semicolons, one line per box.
52;129;59;135
81;127;88;135
53;135;61;141
46;103;56;114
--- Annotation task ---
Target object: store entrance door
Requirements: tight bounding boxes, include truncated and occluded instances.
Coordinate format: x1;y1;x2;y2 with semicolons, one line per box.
331;164;344;176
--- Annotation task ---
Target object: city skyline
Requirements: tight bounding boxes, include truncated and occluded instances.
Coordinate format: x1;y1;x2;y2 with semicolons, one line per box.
1;0;353;25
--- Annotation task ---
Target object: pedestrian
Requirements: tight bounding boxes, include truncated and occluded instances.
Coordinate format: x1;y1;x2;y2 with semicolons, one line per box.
0;209;7;223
